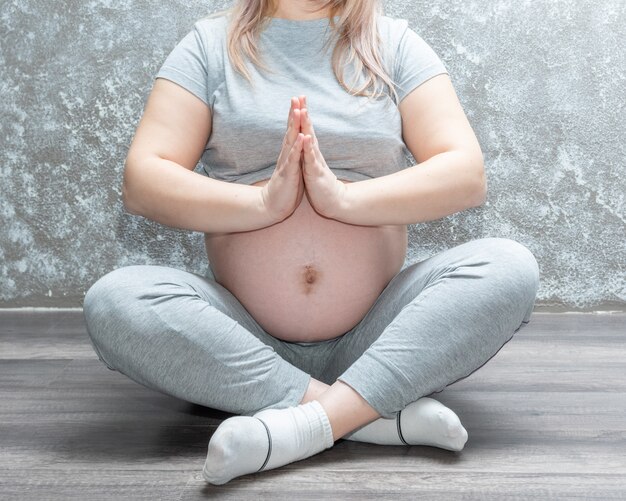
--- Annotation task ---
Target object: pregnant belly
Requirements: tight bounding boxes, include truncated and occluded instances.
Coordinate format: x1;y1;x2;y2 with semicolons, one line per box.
204;178;408;342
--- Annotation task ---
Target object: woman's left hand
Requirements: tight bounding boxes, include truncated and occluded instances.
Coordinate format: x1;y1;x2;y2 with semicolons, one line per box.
299;98;348;219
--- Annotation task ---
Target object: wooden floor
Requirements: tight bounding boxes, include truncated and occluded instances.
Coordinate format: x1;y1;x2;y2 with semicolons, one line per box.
0;310;625;500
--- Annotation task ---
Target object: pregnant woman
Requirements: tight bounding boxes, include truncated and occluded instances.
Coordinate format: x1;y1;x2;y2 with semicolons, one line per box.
83;0;540;486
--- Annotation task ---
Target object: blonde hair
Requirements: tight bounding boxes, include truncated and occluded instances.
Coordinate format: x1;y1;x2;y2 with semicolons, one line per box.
202;0;400;103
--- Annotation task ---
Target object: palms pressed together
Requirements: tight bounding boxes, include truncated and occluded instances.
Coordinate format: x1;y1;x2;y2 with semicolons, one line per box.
261;95;348;222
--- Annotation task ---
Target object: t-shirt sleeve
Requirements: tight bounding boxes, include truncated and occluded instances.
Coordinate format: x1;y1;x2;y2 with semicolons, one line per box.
393;20;449;104
155;21;221;109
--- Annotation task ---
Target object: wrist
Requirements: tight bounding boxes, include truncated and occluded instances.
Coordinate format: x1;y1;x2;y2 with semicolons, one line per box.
326;181;351;222
255;185;286;226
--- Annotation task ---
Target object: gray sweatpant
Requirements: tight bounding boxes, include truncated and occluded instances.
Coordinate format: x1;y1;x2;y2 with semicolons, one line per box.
82;237;539;420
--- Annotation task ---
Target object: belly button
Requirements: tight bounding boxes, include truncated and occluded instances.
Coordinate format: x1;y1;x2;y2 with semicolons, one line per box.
301;265;319;293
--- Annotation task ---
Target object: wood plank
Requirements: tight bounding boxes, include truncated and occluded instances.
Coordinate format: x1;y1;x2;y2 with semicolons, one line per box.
179;470;626;500
0;310;624;500
0;469;189;501
1;311;624;359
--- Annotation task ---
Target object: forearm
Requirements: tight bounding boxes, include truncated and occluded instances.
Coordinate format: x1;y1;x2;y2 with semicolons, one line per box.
122;156;276;233
333;151;486;226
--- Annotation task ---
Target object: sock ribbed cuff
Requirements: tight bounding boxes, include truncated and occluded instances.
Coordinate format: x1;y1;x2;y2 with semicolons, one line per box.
252;400;335;472
307;400;335;450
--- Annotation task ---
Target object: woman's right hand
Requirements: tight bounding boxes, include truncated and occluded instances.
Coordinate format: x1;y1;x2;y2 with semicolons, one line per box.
260;96;306;223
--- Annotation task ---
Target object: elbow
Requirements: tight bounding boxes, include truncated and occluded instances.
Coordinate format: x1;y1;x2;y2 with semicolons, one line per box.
449;147;487;208
472;169;487;207
469;154;487;207
121;182;138;215
121;160;142;215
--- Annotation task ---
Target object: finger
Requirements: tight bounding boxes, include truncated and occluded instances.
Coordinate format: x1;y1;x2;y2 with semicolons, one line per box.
290;108;301;142
302;135;318;170
300;97;308;129
301;108;317;148
300;108;310;135
278;99;299;167
287;96;299;128
287;96;302;133
289;133;305;165
284;105;301;150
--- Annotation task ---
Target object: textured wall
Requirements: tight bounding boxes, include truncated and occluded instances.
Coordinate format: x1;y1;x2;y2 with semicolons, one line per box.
1;0;624;310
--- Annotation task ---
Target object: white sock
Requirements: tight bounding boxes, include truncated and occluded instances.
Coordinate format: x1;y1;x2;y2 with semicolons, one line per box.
342;397;469;451
202;400;335;485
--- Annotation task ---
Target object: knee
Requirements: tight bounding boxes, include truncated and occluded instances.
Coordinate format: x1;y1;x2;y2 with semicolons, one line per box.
84;266;143;319
481;237;540;300
83;265;158;340
83;265;172;367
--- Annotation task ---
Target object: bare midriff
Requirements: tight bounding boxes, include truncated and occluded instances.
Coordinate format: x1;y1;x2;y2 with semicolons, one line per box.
204;178;408;342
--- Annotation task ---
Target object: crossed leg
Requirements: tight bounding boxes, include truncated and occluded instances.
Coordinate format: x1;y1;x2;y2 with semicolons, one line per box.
203;237;540;483
83;237;539;485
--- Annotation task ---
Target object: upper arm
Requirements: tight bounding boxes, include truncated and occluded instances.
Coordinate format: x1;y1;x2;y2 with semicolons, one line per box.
398;73;483;166
390;20;483;168
126;20;220;172
125;78;212;170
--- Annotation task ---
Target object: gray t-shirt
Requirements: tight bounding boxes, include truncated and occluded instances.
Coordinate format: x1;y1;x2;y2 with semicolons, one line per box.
155;13;448;185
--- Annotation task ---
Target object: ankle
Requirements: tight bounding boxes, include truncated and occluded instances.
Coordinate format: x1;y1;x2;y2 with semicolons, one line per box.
299;378;331;404
316;381;381;441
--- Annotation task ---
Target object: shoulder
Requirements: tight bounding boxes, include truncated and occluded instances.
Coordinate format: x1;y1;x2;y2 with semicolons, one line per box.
376;15;411;48
376;15;445;68
375;15;414;65
192;13;230;49
376;14;408;31
375;15;414;75
376;15;439;57
195;12;230;30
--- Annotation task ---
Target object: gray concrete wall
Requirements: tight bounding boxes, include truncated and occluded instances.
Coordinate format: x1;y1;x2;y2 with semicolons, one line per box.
1;0;624;310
